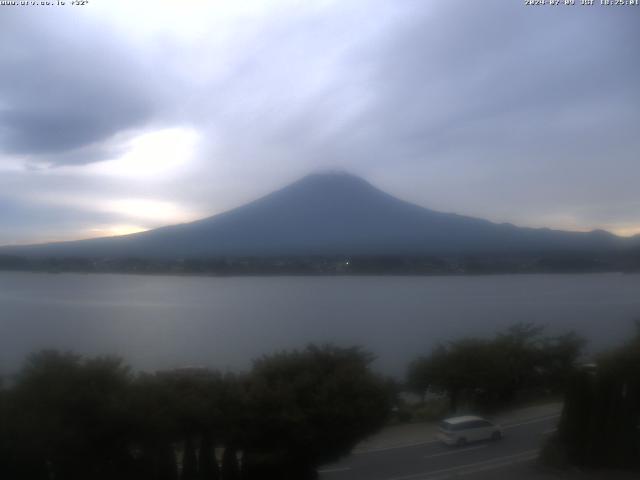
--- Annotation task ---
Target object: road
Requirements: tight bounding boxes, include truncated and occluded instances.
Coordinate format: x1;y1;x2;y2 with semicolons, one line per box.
319;412;560;480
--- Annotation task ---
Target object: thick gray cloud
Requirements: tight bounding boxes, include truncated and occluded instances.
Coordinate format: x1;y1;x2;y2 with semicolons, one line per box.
0;8;163;163
0;0;639;244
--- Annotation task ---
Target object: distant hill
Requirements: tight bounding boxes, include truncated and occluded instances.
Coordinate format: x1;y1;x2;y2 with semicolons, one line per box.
1;172;638;259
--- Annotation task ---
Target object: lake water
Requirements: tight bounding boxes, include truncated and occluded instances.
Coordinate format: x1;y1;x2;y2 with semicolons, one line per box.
1;272;639;377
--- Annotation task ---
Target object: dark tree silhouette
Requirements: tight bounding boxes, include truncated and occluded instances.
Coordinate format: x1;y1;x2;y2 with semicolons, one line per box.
182;437;198;480
554;323;640;469
407;324;585;411
5;351;134;480
3;345;391;480
198;433;219;480
220;446;240;480
242;345;392;479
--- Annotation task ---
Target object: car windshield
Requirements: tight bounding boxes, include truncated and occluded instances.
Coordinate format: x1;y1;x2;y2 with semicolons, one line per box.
439;421;453;431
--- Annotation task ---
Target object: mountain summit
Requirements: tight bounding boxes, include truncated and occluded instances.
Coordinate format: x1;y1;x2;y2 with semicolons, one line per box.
1;172;633;258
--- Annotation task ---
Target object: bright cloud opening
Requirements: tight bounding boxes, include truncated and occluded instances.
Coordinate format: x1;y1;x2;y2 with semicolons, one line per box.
102;198;199;224
84;224;149;238
91;127;199;180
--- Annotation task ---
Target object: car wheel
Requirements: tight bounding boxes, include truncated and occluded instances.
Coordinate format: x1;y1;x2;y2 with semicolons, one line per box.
456;437;467;447
491;431;502;441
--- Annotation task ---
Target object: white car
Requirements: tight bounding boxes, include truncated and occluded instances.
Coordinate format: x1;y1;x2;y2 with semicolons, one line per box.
437;415;502;446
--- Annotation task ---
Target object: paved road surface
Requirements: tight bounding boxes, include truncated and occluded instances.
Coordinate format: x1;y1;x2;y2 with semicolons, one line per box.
319;412;559;480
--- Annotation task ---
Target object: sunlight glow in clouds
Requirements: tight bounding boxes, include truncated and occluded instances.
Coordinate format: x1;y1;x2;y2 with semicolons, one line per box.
85;224;149;238
90;127;199;180
607;225;640;237
101;198;200;224
24;192;202;234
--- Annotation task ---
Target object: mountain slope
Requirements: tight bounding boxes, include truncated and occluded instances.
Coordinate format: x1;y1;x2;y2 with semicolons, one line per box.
1;172;636;258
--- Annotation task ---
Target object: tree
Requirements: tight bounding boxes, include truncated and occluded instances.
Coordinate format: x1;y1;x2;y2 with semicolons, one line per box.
242;345;392;479
128;368;237;480
198;432;219;480
555;322;640;469
220;446;240;480
3;345;391;480
406;356;433;403
7;351;134;480
127;373;180;480
538;331;586;394
407;324;585;412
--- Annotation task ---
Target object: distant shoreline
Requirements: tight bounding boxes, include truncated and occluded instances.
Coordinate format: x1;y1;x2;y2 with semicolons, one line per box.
0;270;634;278
0;253;637;278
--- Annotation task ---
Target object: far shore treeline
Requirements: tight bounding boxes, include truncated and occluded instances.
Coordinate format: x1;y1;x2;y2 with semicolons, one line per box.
1;323;638;479
1;252;640;276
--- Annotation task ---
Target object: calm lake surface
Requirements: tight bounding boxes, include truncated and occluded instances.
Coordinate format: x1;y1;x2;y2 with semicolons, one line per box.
1;272;639;377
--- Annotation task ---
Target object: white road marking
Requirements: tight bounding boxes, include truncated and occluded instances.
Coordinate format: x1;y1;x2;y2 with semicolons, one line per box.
383;449;539;480
423;444;487;459
542;428;557;435
318;467;352;474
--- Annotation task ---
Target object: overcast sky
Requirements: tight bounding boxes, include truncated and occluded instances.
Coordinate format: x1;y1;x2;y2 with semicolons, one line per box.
0;0;638;245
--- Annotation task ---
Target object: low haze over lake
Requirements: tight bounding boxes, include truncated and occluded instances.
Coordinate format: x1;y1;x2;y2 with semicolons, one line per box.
2;272;639;377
